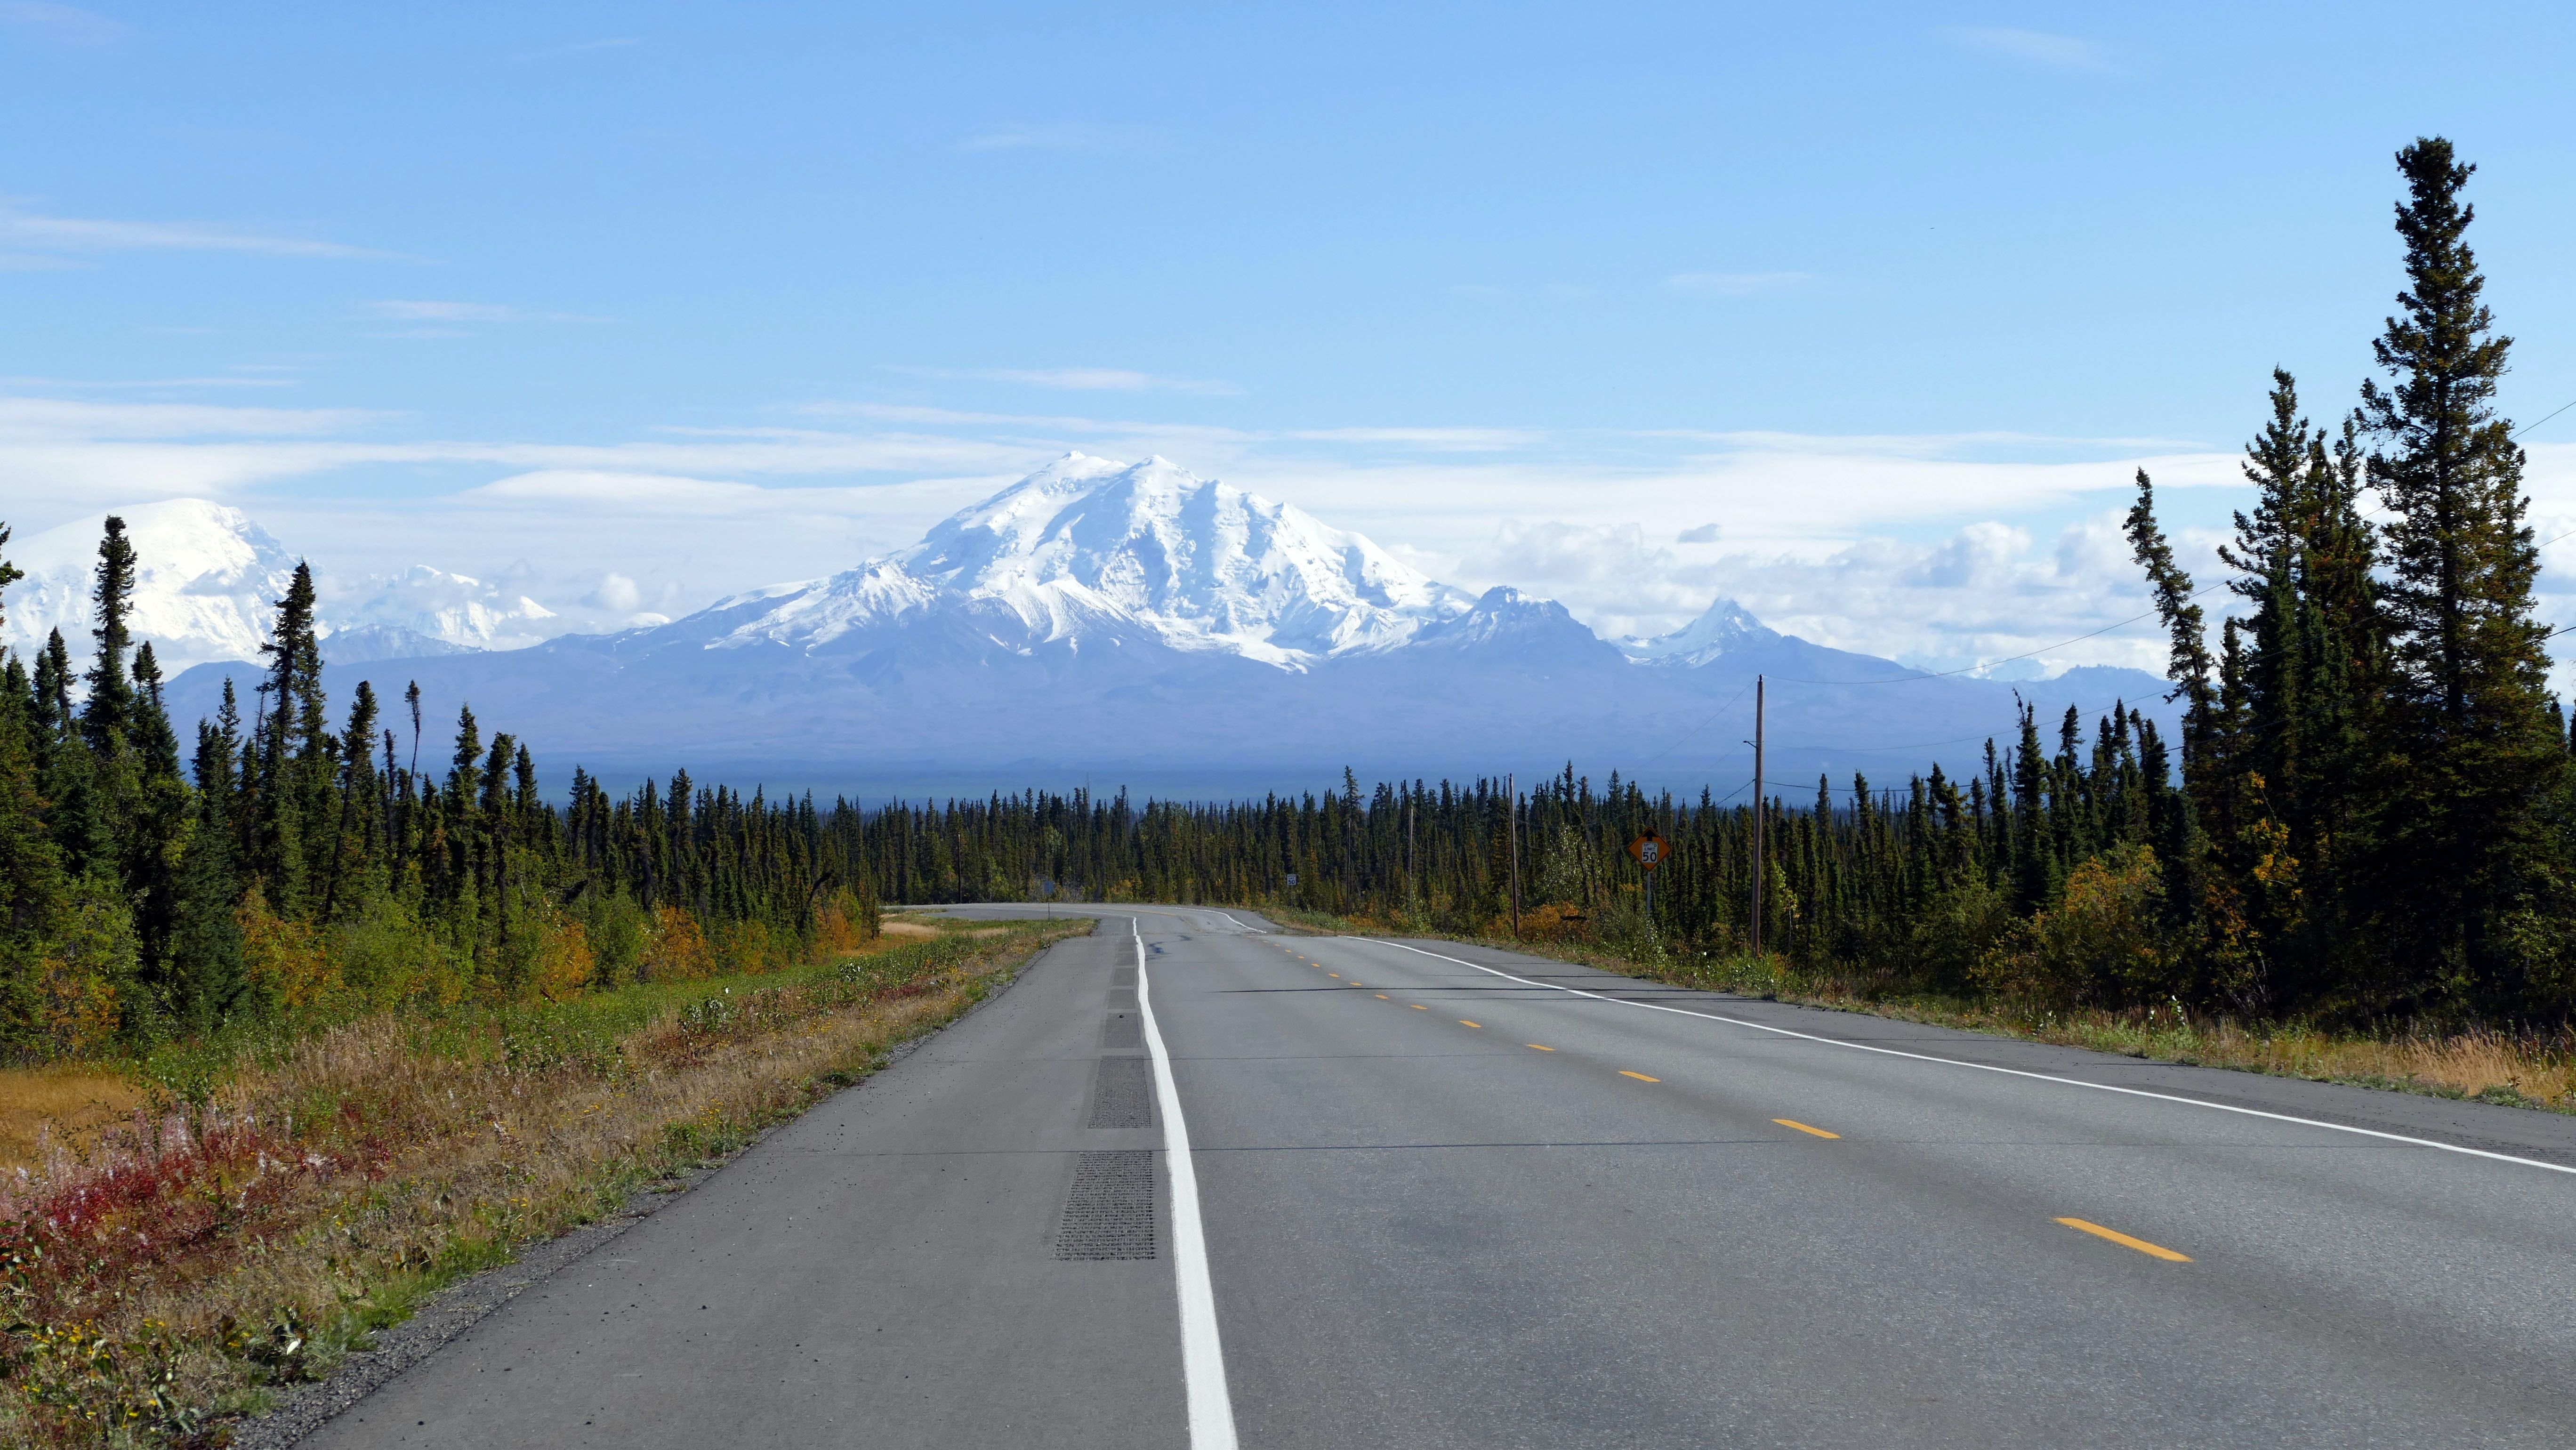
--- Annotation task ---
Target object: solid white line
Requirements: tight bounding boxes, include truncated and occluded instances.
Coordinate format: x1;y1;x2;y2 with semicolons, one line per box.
1364;938;2576;1179
1135;919;1240;1449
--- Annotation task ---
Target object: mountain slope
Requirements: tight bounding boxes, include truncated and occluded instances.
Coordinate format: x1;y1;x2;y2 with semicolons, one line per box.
3;502;564;677
4;499;300;676
691;454;1473;669
156;456;2173;798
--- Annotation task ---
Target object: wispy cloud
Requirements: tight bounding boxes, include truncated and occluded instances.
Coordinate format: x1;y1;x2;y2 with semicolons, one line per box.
0;2;124;45
0;201;397;260
361;300;605;335
1948;26;2109;71
507;36;639;64
0;374;296;390
367;300;520;323
1666;271;1818;299
894;365;1239;396
1285;427;1539;452
956;123;1166;154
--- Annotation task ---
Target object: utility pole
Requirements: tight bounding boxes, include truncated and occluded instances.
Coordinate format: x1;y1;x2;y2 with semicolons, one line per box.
1750;673;1766;958
1507;772;1522;940
1405;784;1416;901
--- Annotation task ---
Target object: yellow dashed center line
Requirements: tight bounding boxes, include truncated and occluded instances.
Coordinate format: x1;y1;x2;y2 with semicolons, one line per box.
1458;1020;1481;1028
1409;1003;1427;1009
1526;1043;1555;1052
1774;1119;1841;1139
2055;1217;2191;1262
1375;994;1389;1000
1619;1071;1660;1082
1327;973;1339;978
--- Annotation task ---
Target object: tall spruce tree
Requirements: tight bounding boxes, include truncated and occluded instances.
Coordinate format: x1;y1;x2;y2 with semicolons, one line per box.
79;515;138;758
2358;137;2562;1006
251;562;325;910
169;720;248;1030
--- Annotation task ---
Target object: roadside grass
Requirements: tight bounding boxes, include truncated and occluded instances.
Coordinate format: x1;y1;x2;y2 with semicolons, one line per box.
0;1066;148;1175
1258;903;2576;1113
0;914;1092;1449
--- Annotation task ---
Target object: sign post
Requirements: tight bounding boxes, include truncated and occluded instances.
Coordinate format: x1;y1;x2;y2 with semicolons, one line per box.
1626;829;1670;930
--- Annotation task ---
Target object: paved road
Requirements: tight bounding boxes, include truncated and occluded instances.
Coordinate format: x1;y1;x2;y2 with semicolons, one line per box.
304;906;2576;1447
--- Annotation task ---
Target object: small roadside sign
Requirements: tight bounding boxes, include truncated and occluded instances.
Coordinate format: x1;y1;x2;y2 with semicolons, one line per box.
1627;831;1670;871
1285;873;1299;887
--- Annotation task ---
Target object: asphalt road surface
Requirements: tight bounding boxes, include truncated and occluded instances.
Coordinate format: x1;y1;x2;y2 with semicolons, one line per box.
302;906;2576;1448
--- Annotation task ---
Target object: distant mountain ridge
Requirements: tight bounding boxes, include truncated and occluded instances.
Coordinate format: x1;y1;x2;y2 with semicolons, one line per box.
48;458;2172;798
3;499;555;676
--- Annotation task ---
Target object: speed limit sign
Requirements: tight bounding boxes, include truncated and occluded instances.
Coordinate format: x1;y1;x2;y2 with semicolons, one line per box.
1627;830;1669;870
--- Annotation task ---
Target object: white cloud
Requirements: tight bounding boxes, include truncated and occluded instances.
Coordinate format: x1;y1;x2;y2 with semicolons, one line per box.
0;2;123;44
1677;523;1721;543
0;395;379;441
366;300;520;322
586;572;644;612
1949;27;2109;71
507;36;639;63
362;299;602;326
1285;427;1539;451
895;364;1238;396
0;201;396;260
1666;271;1818;298
956;123;1165;154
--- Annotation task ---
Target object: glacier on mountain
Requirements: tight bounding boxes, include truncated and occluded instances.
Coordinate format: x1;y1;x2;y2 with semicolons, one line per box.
3;501;555;675
693;454;1475;669
3;499;300;676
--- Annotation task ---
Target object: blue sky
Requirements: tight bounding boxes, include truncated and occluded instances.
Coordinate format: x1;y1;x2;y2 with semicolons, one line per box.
7;1;2576;674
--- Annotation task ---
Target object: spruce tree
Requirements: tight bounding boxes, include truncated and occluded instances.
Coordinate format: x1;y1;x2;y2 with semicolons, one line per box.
251;563;324;910
32;629;72;746
80;515;138;758
169;720;248;1030
2358;137;2563;1005
0;526;71;1039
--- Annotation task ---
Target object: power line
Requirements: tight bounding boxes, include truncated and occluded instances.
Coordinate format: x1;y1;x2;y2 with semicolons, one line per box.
2513;395;2576;440
1637;677;1757;765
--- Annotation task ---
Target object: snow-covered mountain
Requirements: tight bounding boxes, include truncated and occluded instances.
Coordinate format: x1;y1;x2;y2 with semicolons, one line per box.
4;499;301;676
1619;597;1778;667
2;500;555;676
695;454;1472;669
147;454;2173;798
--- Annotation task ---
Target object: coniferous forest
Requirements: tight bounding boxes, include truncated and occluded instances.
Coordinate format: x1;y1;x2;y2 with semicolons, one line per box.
1;138;2572;1066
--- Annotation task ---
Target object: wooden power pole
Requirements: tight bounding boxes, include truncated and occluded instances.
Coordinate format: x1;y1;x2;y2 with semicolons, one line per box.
1750;673;1766;958
1507;772;1522;940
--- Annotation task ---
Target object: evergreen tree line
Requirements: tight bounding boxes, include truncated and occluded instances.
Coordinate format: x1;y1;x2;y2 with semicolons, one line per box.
2;137;2569;1059
0;540;881;1062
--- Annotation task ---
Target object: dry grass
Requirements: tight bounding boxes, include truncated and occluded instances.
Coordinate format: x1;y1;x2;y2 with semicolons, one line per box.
2022;1011;2576;1108
0;917;1092;1448
0;1066;147;1174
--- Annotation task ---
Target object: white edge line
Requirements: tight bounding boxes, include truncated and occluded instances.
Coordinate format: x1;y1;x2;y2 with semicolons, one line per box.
1136;919;1240;1449
1365;938;2576;1178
